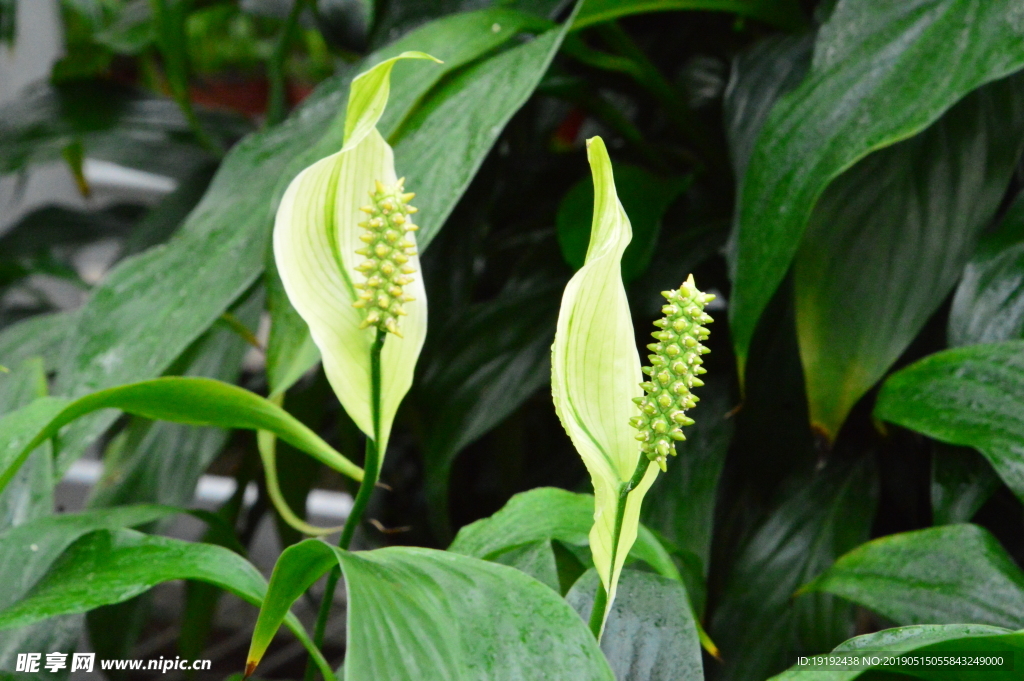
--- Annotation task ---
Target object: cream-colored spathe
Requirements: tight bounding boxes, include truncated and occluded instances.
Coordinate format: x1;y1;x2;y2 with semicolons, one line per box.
273;53;436;457
551;136;658;635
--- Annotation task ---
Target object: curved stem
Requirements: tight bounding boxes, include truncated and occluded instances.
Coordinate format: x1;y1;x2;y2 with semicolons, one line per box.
588;456;651;640
304;329;386;681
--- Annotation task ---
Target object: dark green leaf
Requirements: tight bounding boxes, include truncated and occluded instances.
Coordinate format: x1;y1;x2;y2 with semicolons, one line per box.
0;81;246;178
931;444;1000;525
394;18;573;249
567;568;704;681
571;0;806;32
711;460;877;681
949;193;1024;347
794;73;1024;439
875;341;1024;504
448;486;681;582
723;32;812;185
556;164;688;283
0;528;334;681
87;289;261;509
417;284;561;539
0;377;361;495
769;624;1021;681
247;540;615;680
802;524;1024;630
492;539;562;592
730;0;1024;372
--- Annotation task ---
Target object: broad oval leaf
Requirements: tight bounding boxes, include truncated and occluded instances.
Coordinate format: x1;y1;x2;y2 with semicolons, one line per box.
246;540;615;680
0;377;361;495
551;136;658;625
769;624;1022;681
710;460;877;681
793;73;1024;439
801;524;1024;630
730;0;1024;374
449;486;682;584
0;528;334;681
949;193;1024;347
875;341;1024;503
567;569;704;681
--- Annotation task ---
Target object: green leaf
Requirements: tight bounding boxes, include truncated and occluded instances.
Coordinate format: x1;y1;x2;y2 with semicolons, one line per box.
557;164;688;283
273;53;435;454
0;528;334;681
931;444;1000;525
265;258;320;398
567;569;704;681
875;341;1024;504
794;73;1024;439
802;524;1024;630
769;624;1022;681
49;9;554;475
247;540;614;680
393;20;572;250
723;32;813;187
0;505;178;611
449;486;680;581
551;136;659;623
571;0;806;32
730;0;1024;374
0;81;245;178
416;283;561;539
87;290;261;509
0;377;361;495
949;193;1024;347
710;460;877;681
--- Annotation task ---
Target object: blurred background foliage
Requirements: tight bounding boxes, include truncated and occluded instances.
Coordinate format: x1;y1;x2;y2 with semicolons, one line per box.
3;0;1024;679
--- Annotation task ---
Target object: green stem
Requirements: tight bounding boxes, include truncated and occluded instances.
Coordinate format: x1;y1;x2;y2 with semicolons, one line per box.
266;0;306;127
304;329;386;681
588;455;650;640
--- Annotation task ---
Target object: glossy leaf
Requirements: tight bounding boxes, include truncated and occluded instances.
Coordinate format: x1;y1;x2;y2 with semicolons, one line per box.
0;528;334;681
449;487;681;583
711;460;877;681
571;0;805;32
794;74;1024;439
274;53;435;454
875;341;1024;503
87;291;261;509
949;193;1024;347
556;164;687;283
723;32;812;187
247;540;614;679
769;624;1022;681
730;0;1024;374
931;444;1000;525
551;137;659;624
417;284;561;538
49;9;557;476
568;569;703;681
0;377;362;496
802;524;1024;630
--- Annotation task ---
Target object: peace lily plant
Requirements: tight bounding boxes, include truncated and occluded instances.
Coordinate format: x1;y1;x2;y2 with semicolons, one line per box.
242;54;713;676
552;136;714;637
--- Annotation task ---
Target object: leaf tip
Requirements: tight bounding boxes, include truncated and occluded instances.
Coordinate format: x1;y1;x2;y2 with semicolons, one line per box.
243;660;258;679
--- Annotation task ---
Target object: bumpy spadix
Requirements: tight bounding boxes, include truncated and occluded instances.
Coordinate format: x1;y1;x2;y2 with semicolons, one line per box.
630;275;714;471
